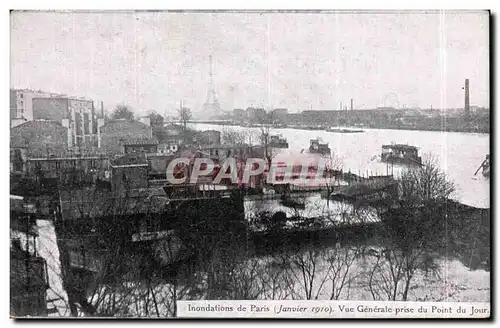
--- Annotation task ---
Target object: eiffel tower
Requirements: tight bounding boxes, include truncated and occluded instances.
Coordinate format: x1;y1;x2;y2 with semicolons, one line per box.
203;54;221;118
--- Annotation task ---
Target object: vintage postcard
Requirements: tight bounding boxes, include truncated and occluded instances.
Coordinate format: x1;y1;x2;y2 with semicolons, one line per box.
9;10;490;319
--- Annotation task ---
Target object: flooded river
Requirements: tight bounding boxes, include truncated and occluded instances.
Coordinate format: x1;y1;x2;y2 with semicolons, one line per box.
193;124;490;208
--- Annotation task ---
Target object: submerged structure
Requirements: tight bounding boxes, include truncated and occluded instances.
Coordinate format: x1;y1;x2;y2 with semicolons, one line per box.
482;155;490;177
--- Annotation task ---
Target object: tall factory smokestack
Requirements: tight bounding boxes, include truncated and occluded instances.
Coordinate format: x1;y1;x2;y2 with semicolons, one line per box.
101;101;104;118
464;78;470;116
350;99;353;111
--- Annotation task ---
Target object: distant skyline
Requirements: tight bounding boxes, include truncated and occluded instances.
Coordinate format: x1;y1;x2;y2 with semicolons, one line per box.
10;10;489;116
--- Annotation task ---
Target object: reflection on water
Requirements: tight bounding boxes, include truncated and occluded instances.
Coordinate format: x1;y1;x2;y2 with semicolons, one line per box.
244;194;379;227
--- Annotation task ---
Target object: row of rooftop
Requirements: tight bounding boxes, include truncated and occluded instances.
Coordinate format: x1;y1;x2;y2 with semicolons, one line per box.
9;88;220;155
9;99;270;198
10;117;233;160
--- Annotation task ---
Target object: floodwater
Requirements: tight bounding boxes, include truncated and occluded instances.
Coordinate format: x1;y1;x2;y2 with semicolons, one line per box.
17;124;489;316
193;124;490;208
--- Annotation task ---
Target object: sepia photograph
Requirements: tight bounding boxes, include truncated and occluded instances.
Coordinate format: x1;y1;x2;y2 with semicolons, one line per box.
8;9;490;319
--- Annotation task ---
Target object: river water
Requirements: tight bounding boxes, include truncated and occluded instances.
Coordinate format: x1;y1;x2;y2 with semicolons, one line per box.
192;124;490;209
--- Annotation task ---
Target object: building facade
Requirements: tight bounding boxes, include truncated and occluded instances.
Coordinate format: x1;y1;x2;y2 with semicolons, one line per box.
25;156;110;184
10;240;49;317
63;98;97;150
10;89;64;126
246;107;267;122
196;130;221;145
147;153;175;179
10;120;68;158
110;154;149;196
154;123;184;154
123;139;159;154
271;108;288;122
98;119;153;155
232;108;245;120
157;143;180;154
11;89;98;150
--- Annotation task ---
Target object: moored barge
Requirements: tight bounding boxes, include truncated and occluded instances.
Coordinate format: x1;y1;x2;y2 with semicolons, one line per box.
381;143;422;165
268;134;289;148
309;138;331;156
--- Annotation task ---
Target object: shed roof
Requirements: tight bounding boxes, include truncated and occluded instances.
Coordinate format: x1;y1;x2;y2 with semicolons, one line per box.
10;120;67;148
100;119;151;132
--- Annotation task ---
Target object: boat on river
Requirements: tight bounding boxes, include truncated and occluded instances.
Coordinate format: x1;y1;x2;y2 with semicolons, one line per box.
268;134;289;148
326;127;364;133
290;125;325;131
381;143;422;166
309;138;331;156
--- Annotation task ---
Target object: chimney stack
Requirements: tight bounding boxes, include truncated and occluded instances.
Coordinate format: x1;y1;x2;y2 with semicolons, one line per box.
464;78;470;116
101;101;104;118
350;98;353;111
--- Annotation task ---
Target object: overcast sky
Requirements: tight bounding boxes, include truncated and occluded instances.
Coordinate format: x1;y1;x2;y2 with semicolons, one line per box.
10;10;489;116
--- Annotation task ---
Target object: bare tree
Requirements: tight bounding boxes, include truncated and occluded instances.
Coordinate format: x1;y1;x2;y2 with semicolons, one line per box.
220;127;252;146
280;241;361;301
219;256;267;300
398;154;456;207
256;111;277;168
325;246;360;300
178;107;192;129
367;155;455;301
52;184;180;317
145;231;192;317
322;153;344;206
259;256;295;300
283;246;324;300
147;111;165;130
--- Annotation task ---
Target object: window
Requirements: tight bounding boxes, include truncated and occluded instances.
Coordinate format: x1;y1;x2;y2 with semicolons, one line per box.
75;113;82;136
83;113;90;135
13;149;23;172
